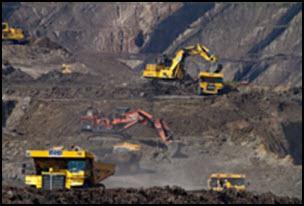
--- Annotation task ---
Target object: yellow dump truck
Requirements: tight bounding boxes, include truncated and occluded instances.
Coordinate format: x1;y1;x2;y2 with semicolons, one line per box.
104;142;142;174
198;72;224;95
207;173;246;192
24;148;115;189
2;22;26;43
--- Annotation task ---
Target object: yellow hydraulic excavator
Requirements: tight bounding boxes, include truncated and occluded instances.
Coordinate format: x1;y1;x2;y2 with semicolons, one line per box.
142;44;225;95
143;43;218;80
2;22;26;44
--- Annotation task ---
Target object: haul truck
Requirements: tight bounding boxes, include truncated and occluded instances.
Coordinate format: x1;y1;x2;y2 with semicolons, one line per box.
208;173;246;192
198;72;224;95
24;147;115;189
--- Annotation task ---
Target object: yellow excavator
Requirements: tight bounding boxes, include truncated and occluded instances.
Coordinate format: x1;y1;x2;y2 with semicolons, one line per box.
2;22;26;44
24;146;115;189
142;43;224;95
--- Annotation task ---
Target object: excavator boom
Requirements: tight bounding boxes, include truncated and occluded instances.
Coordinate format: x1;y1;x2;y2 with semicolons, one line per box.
81;108;173;145
81;107;181;157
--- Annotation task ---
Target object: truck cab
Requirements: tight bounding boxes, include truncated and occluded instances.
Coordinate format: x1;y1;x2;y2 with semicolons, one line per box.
25;148;115;189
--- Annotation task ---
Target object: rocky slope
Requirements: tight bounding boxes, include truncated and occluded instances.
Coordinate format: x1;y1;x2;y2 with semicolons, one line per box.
3;2;302;86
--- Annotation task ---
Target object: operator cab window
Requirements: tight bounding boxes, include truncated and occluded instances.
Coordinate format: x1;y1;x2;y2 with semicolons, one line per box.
227;178;245;186
201;77;223;83
67;160;86;172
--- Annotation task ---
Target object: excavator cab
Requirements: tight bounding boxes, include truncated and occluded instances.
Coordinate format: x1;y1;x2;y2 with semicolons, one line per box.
159;55;173;67
143;56;184;80
208;173;246;192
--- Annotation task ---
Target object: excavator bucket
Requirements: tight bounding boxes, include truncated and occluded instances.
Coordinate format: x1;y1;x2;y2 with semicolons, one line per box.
93;161;115;183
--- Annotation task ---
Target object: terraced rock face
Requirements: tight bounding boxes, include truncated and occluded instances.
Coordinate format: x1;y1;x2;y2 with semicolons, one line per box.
3;2;302;86
2;2;182;53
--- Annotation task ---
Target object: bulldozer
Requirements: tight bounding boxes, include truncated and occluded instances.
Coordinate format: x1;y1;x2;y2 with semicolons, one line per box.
142;43;225;95
24;146;115;189
207;173;246;192
2;22;26;44
80;107;181;158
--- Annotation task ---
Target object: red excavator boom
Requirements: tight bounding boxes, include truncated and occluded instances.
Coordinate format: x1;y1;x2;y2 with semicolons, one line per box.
80;108;173;145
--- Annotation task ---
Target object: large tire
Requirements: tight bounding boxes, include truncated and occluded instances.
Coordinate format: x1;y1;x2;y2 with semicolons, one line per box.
82;181;91;189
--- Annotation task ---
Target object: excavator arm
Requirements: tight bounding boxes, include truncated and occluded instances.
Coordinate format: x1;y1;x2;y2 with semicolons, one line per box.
81;107;181;157
184;44;218;63
111;109;173;144
81;108;173;145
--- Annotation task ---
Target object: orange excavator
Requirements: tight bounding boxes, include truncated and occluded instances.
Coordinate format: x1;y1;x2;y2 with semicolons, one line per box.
80;107;180;157
81;107;173;143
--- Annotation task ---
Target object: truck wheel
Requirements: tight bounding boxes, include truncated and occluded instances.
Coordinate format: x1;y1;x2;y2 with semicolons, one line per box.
83;181;91;189
95;183;106;193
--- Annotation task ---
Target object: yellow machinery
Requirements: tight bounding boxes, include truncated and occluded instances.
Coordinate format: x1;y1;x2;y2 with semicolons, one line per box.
143;43;218;80
207;173;246;192
2;22;26;43
113;142;141;152
198;72;224;95
104;142;142;174
24;147;115;189
143;43;225;95
61;64;72;74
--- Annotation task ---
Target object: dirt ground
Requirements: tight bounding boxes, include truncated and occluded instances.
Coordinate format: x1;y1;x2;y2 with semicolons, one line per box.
2;42;302;203
2;186;301;204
